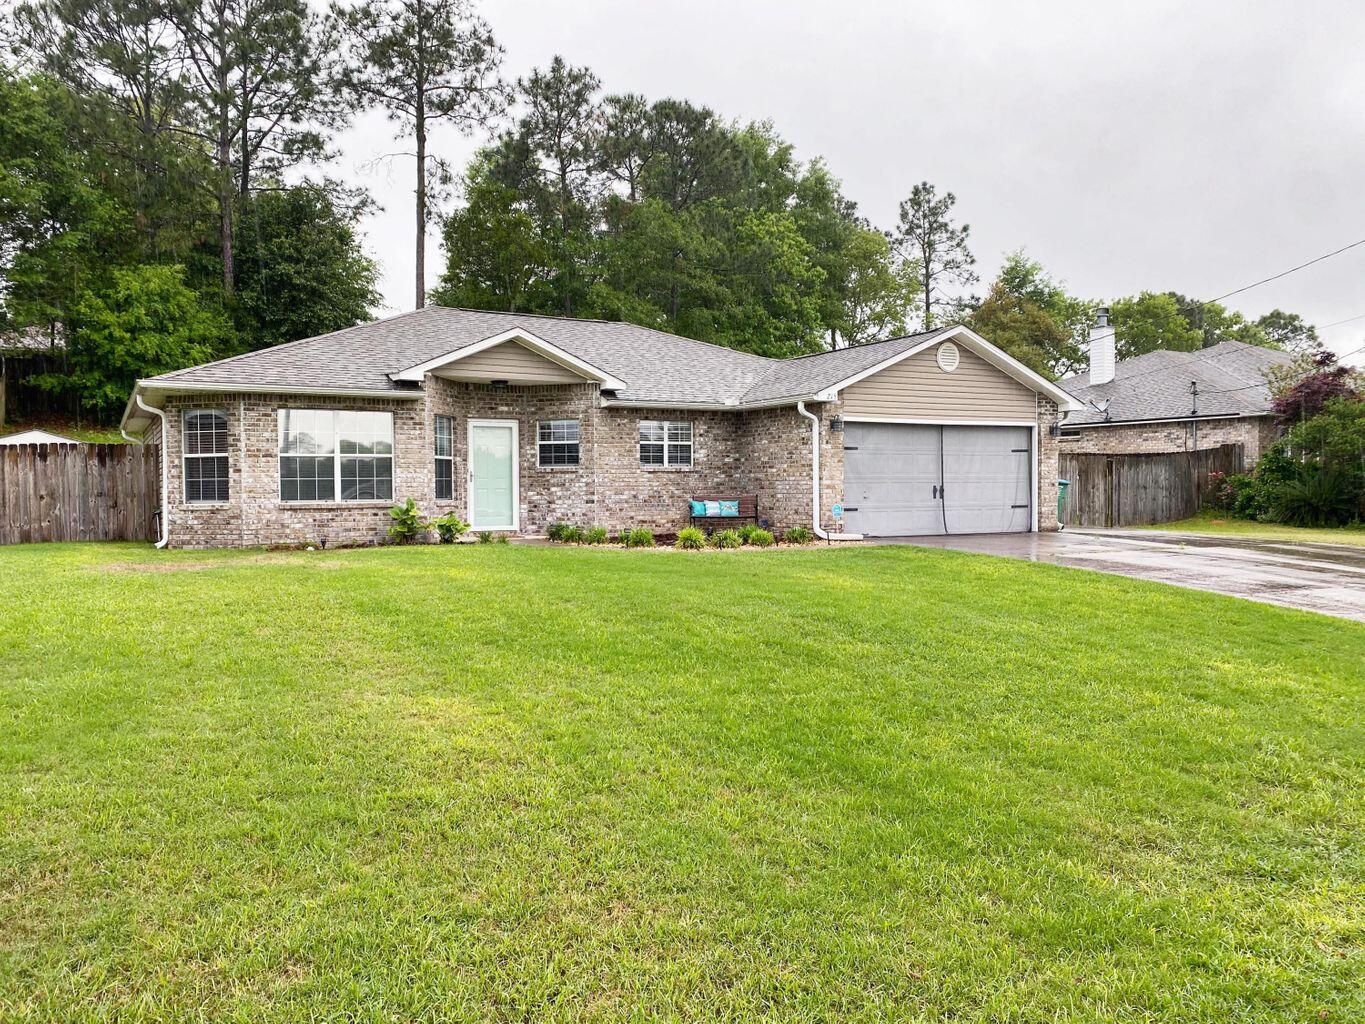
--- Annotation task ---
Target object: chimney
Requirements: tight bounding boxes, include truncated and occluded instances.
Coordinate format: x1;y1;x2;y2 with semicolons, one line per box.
1088;306;1115;385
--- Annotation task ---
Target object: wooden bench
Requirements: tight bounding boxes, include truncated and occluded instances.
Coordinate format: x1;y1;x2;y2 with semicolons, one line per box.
689;494;759;531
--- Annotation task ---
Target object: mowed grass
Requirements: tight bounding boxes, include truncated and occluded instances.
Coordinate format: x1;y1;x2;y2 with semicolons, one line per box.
0;543;1361;1023
1146;512;1365;548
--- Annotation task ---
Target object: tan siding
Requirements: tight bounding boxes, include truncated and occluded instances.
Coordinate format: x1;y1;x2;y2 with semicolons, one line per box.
443;341;587;384
841;344;1037;421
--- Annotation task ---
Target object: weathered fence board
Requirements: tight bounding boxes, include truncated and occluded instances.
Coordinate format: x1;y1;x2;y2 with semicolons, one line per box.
1060;444;1242;527
0;443;159;544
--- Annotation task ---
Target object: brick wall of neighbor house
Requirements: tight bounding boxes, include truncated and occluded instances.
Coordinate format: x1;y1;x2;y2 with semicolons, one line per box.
159;392;426;549
425;379;600;532
1059;415;1279;468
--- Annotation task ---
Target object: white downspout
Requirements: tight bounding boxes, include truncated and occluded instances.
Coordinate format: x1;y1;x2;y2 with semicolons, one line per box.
129;392;170;548
796;400;862;542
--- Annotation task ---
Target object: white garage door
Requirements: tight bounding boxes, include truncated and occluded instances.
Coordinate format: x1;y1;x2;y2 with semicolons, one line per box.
843;423;1032;536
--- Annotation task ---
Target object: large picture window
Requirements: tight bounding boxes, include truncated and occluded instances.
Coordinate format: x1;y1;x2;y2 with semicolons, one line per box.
537;419;580;467
434;414;454;499
639;420;692;467
183;409;229;503
279;409;393;502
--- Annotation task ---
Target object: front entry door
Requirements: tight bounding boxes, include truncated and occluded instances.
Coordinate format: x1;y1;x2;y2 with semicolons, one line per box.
468;420;518;530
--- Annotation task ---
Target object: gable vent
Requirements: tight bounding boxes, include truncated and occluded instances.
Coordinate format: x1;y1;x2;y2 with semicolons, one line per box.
936;341;960;373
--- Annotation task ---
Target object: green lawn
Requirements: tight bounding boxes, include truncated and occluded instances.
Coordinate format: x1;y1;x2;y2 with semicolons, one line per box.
0;419;126;444
1145;512;1365;548
1;543;1361;1022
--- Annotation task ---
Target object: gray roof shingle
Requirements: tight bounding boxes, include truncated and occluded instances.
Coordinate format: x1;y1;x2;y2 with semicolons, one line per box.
1059;341;1292;425
142;306;947;408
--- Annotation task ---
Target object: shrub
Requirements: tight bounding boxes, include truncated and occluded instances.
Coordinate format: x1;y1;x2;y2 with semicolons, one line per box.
782;525;815;545
432;513;468;544
623;527;656;548
546;522;571;543
737;523;762;544
561;525;585;544
1204;471;1234;512
387;498;424;543
710;529;742;549
1271;467;1357;527
747;528;775;547
476;531;496;544
675;527;706;550
583;526;608;545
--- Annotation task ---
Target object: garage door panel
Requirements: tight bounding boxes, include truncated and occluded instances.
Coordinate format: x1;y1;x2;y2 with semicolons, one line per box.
844;423;1031;536
843;424;942;536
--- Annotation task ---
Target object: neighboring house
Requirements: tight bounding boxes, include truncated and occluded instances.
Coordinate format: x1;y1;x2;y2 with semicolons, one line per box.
118;307;1081;549
0;428;80;445
1059;308;1292;466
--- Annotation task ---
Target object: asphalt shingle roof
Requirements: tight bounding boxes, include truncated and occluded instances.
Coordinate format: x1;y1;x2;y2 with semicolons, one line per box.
1058;341;1292;425
142;306;944;408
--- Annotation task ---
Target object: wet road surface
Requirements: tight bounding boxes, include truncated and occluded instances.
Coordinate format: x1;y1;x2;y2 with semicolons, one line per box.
881;528;1365;622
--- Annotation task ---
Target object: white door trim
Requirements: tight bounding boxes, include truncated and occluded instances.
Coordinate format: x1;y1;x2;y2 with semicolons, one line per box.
467;418;519;531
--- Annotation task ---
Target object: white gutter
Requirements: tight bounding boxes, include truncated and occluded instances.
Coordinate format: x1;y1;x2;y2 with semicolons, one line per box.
130;392;170;548
796;400;862;542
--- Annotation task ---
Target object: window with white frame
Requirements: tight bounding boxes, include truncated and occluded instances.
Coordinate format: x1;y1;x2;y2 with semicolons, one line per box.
183;409;229;503
279;409;393;502
537;419;580;467
638;420;692;467
434;414;454;499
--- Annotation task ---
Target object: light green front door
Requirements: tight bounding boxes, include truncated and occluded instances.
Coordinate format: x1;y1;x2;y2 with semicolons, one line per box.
469;420;517;529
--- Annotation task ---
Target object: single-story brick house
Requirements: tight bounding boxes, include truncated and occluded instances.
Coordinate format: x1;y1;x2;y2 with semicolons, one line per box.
118;307;1081;549
1058;308;1292;465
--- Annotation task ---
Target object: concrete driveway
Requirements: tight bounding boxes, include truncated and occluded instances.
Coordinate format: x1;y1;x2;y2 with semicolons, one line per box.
886;529;1365;622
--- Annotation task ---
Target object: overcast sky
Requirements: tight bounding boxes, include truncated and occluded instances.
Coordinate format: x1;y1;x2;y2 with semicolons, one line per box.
329;0;1365;362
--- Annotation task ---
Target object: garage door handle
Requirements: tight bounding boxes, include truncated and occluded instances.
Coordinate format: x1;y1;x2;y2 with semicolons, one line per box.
932;485;940;499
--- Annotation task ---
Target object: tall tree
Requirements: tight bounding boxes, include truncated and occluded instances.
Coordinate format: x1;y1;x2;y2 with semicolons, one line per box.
1255;309;1319;354
167;0;342;294
990;251;1093;375
969;283;1071;378
335;0;505;309
893;181;977;330
1109;291;1204;359
233;185;379;349
492;57;601;315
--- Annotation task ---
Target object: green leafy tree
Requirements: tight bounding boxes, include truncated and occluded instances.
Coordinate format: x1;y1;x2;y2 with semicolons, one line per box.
431;160;551;312
827;226;918;348
969;283;1071;378
1109;291;1204;359
1255;309;1319;354
232;185;379;349
335;0;506;309
992;251;1093;374
36;265;229;416
0;70;131;334
893;181;977;330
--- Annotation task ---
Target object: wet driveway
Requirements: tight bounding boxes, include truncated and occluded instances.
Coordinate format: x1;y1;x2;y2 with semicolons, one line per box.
883;529;1365;622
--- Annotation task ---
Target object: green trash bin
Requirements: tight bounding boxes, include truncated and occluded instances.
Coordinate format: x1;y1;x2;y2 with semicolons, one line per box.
1057;479;1070;528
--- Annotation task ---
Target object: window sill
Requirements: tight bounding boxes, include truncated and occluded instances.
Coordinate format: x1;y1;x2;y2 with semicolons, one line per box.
277;501;395;509
178;502;232;509
641;464;696;472
535;464;581;472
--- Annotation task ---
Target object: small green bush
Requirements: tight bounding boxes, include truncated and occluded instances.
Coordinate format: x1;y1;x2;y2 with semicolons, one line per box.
476;531;495;544
583;526;608;545
561;525;585;544
737;523;762;544
387;498;424;543
710;529;742;549
747;528;775;547
546;522;571;542
1271;467;1357;527
432;513;468;544
782;526;815;544
675;527;706;549
623;527;656;548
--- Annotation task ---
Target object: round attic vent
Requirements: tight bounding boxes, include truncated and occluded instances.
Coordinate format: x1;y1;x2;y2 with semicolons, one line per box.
936;341;960;372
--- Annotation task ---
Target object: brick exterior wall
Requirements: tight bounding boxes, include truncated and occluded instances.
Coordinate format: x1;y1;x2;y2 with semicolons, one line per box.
1060;415;1279;469
152;376;1063;546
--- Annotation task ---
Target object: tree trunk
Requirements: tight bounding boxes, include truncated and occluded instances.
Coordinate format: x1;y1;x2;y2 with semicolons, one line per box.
415;113;426;309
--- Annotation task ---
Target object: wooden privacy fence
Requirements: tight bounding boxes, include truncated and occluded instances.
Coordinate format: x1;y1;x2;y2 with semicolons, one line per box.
0;443;159;544
1060;444;1243;528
